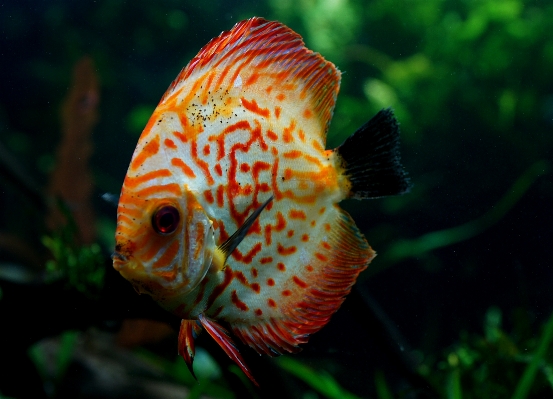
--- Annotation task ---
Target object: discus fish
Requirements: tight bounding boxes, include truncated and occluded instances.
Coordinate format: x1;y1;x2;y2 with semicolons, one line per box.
113;17;410;384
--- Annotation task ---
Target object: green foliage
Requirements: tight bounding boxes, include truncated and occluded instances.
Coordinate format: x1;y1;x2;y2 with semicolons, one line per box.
135;348;236;399
276;357;362;399
420;308;553;399
28;330;80;395
41;203;105;298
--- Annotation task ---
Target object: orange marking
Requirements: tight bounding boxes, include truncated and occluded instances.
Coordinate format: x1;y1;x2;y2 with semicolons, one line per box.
319;207;326;214
171;158;196;178
303;154;323;167
315;252;328;261
287;230;294;238
282;83;295;91
293;276;307;288
245;73;260;86
215;164;223;176
264;225;272;245
231;290;248;311
201;71;216;104
240;163;250;173
298;129;305;142
275;212;286;231
179;114;189;129
193;223;205;260
191;141;213;185
265;86;273;94
283;150;302;159
241;184;253;196
255;309;263;316
301;234;309;242
251;283;261;293
276;93;285;101
242;243;262;264
116;214;133;226
173;131;188;143
135;183;181;198
214;64;232;90
118;206;142;219
321;242;331;250
164;138;177;149
289;209;306;220
141;242;161;262
310;220;316;227
124;169;171;189
277;243;296;256
277;263;286;272
204;190;214;204
274;106;281;119
203;144;210;156
260;257;273;264
130;135;160;171
267;278;275;286
153;240;180;269
154;270;177;282
233;271;248;286
312;139;324;152
241;97;270;118
324;223;331;231
266;130;278;141
268;298;276;308
282;290;291;296
216;185;224;207
282;120;295;143
306;265;314;272
252;268;258;278
303;109;313;119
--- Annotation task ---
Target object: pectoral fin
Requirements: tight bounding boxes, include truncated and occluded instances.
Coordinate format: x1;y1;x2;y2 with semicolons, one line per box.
178;319;202;380
198;313;258;386
215;196;273;268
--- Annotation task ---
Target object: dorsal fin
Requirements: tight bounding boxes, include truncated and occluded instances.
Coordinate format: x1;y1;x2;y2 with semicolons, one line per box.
160;17;341;139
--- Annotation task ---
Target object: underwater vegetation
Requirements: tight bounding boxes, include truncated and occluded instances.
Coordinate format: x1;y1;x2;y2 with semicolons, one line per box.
1;0;552;398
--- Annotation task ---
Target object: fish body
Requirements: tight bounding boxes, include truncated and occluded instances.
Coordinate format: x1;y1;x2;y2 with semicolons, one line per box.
113;17;410;383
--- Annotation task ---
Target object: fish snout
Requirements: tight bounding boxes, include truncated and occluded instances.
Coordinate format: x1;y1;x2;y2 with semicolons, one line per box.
111;251;128;270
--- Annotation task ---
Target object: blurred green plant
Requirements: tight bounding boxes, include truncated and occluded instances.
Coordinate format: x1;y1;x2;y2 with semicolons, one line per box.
420;308;553;399
382;159;550;266
275;357;362;399
41;202;105;298
28;330;80;396
135;348;236;399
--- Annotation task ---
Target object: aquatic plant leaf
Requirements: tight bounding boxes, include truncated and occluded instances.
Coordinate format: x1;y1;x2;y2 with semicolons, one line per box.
275;357;362;399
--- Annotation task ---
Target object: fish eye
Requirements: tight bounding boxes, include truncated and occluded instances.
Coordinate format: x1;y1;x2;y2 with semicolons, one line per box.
152;205;180;235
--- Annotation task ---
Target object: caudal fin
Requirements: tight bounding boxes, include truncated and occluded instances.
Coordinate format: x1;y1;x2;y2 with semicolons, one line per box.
336;108;411;199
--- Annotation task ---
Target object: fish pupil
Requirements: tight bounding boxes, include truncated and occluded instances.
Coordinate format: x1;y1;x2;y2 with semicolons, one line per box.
152;205;180;235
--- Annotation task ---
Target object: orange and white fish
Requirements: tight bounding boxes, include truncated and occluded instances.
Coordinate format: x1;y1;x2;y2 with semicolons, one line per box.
112;17;410;384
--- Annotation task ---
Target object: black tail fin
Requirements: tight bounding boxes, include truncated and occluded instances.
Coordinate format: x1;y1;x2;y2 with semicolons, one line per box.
336;108;411;199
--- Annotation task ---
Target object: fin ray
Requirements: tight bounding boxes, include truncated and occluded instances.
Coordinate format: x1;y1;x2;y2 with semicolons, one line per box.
198;313;258;386
336;108;411;199
231;206;374;355
160;17;340;141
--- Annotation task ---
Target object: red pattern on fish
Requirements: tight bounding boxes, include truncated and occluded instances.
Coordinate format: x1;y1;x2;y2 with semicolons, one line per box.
112;17;411;384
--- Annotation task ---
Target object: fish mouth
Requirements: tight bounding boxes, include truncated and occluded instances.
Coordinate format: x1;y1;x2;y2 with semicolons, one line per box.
111;251;128;270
